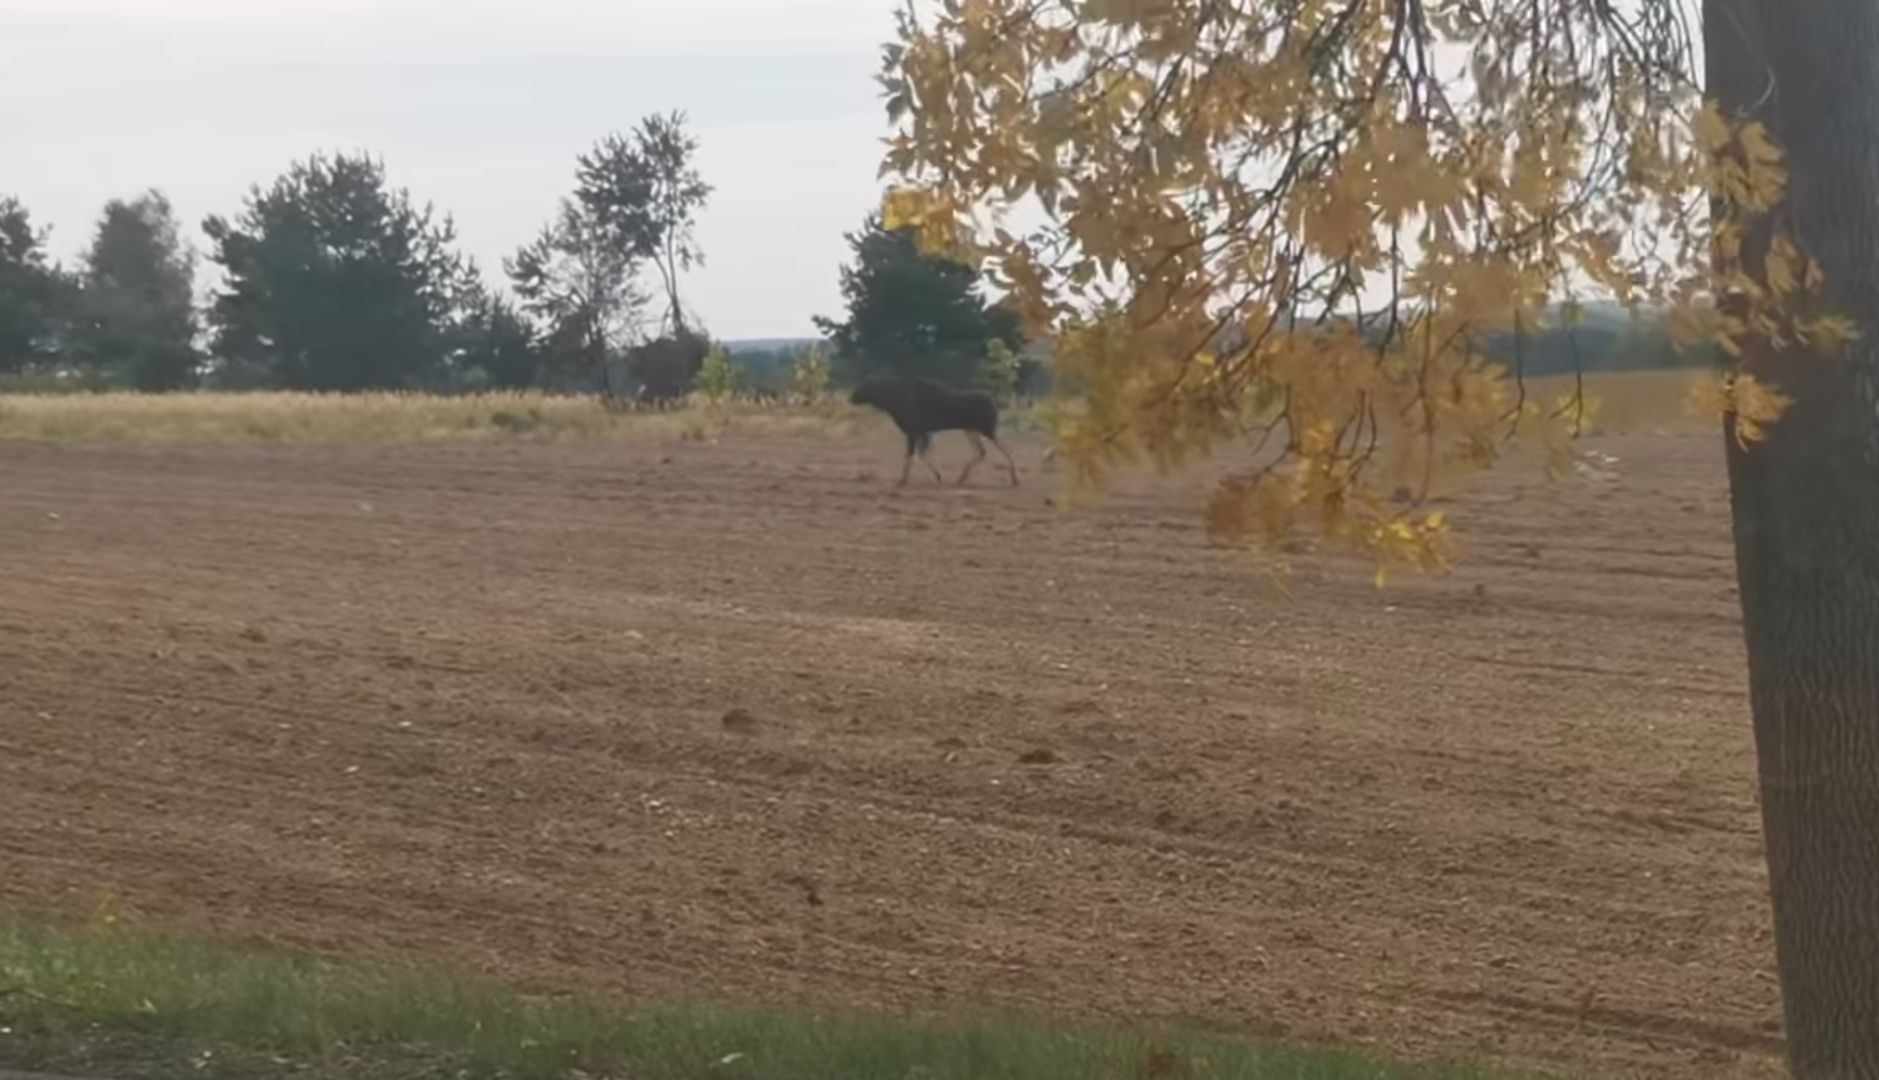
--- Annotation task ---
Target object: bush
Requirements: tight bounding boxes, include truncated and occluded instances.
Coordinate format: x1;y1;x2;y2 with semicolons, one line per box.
694;344;738;403
979;339;1019;405
790;344;832;403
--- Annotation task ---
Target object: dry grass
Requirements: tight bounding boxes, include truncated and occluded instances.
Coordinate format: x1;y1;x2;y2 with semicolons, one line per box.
0;391;878;445
1522;369;1718;437
0;371;1701;448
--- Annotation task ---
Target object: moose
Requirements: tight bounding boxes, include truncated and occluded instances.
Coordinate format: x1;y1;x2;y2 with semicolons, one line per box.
849;375;1018;487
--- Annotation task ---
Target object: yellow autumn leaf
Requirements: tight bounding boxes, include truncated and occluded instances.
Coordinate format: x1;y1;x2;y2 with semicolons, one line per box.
1804;314;1861;351
881;186;937;232
1729;373;1791;447
875;0;1829;575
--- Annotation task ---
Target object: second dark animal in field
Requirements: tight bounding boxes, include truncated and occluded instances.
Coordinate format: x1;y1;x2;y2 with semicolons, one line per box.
848;376;1018;487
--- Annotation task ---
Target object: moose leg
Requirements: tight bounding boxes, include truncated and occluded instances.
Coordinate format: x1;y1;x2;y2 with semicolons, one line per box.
899;433;918;486
990;436;1019;485
958;431;987;486
916;433;943;483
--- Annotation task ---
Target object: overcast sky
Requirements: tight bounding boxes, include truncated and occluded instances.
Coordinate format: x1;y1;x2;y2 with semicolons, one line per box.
2;0;902;340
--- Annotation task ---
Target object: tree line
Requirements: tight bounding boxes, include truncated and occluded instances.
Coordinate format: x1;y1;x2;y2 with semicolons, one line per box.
0;124;1689;404
2;113;716;399
0;116;1038;403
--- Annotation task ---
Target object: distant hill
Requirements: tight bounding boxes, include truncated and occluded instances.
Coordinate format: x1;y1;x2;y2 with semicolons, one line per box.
721;337;820;354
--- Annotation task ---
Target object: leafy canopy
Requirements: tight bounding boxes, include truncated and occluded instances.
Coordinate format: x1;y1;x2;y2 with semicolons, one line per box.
507;194;650;394
877;0;1835;569
452;286;541;391
620;112;712;335
510;117;711;399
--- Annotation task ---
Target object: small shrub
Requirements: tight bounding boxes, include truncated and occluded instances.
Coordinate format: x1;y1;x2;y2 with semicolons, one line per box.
979;340;1019;406
694;345;738;404
490;408;542;434
790;345;832;404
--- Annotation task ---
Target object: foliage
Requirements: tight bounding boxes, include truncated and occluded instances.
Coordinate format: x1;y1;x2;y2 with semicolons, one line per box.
979;339;1020;405
790;342;833;402
202;153;477;392
619;112;712;334
814;215;1023;389
70;191;201;391
693;342;739;403
875;0;1839;571
506;190;649;397
628;327;713;402
0;195;73;374
722;342;812;397
510;118;711;397
2;122;704;399
453;287;540;391
881;4;1879;1075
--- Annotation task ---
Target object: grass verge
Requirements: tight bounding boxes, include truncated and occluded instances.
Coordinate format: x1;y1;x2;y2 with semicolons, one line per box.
0;921;1497;1080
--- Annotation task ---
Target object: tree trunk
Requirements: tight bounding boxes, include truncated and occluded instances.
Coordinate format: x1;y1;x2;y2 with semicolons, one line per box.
1709;2;1879;1075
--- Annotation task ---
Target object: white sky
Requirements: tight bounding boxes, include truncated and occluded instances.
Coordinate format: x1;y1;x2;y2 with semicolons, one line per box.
2;0;903;340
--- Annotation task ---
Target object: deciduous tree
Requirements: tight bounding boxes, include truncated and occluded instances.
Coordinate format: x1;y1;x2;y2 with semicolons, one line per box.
507;196;648;396
880;1;1878;1074
511;118;710;401
616;112;711;335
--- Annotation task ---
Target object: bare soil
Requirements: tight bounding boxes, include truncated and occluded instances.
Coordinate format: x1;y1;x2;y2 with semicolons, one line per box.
0;428;1782;1078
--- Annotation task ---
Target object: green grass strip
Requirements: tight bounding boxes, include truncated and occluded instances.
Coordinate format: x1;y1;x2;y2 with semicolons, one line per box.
0;921;1497;1080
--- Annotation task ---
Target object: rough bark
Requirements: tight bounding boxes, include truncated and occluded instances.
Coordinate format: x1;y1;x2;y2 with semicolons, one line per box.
1709;2;1879;1076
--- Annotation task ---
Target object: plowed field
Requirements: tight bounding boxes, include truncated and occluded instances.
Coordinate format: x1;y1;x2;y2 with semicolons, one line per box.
0;428;1782;1078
